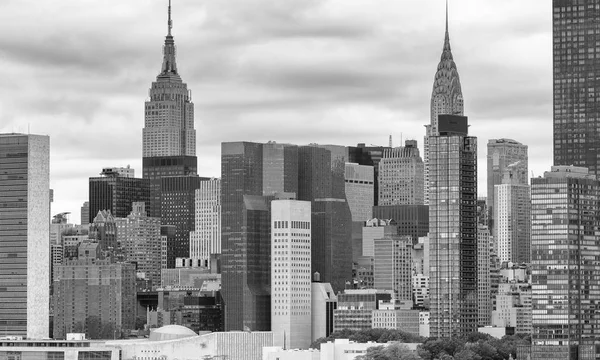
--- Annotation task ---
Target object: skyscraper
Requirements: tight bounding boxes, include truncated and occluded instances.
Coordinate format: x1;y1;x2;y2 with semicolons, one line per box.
271;200;312;349
378;140;424;206
0;133;50;339
344;163;374;222
553;1;600;176
347;143;391;205
373;235;413;301
88;168;150;224
142;1;197;218
494;168;531;264
428;115;477;338
477;225;491;327
190;178;221;268
423;5;464;205
487;138;528;232
529;166;600;359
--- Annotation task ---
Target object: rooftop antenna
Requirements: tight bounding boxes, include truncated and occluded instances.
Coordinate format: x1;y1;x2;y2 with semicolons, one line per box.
168;0;173;36
389;135;392;148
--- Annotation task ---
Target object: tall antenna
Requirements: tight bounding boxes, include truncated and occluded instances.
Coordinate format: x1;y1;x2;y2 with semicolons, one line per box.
389;135;392;148
168;0;173;36
445;0;449;34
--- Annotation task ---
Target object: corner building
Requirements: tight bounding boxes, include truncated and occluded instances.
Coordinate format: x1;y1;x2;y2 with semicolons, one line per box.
428;115;477;338
0;134;50;339
529;166;600;359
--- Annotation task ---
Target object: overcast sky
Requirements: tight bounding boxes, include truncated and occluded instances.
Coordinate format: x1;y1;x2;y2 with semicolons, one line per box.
0;1;551;224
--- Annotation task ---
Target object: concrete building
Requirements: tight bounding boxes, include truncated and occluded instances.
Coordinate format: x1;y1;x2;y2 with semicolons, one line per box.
362;218;397;258
189;178;221;268
0;133;50;339
88;169;150;224
378;140;424;206
412;275;429;309
311;281;337;342
423;11;465;205
373;235;413;301
80;201;90;227
347;144;391;206
372;307;420;336
344;163;374;222
487;139;528;233
53;258;136;339
529;166;600;359
100;165;135;178
271;200;312;349
428;115;478;338
494;168;531;263
478;225;492;327
89;210;118;258
115;202;161;286
491;282;532;335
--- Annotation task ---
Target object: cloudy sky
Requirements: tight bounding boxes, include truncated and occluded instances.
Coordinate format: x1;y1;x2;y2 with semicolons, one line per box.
0;0;551;224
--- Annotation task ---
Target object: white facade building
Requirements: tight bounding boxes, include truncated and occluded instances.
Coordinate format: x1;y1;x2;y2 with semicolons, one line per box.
378;140;424;206
189;178;221;267
271;200;312;349
311;282;337;342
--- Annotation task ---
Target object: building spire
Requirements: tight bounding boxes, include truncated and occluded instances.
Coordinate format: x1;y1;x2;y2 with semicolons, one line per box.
158;0;181;81
444;0;451;52
168;0;173;36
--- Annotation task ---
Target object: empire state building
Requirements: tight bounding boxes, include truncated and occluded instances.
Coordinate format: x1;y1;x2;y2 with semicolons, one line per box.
143;1;198;218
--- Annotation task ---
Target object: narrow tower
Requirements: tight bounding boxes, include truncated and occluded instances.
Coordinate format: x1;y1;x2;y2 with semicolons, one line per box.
423;2;464;204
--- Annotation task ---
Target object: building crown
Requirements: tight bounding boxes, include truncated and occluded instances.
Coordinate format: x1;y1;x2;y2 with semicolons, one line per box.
158;0;182;82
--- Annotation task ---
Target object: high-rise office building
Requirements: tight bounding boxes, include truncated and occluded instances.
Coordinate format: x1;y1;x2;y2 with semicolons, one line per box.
487;139;528;232
142;2;197;218
378;140;424;206
271;200;312;349
423;8;465;205
494;168;531;264
88;210;117;257
115;202;161;286
190;178;221;268
529;166;600;359
88;169;150;224
428;115;477;338
298;145;353;294
553;1;600;177
0;134;50;339
372;205;429;245
373;235;413;301
161;175;205;268
344;163;374;222
221;142;269;331
361;218;398;258
311;281;337;342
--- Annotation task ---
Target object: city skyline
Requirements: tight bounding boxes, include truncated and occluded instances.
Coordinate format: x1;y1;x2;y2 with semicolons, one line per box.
0;1;551;223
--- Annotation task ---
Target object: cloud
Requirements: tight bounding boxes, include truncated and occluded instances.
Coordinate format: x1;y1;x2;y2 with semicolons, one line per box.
0;0;553;222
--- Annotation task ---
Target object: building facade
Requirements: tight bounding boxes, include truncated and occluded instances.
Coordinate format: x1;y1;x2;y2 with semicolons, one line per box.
477;225;491;327
311;281;337;342
487;139;528;232
378;140;424;206
373;235;413;301
372;205;429;244
53;259;136;339
0;134;50;339
553;1;600;177
494;169;531;263
530;166;600;359
423;11;465;205
428;115;478;338
271;200;312;349
189;178;221;267
344;163;374;222
88;170;150;224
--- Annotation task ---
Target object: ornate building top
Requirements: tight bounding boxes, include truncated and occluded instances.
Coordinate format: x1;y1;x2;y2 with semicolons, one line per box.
157;0;181;82
429;1;463;133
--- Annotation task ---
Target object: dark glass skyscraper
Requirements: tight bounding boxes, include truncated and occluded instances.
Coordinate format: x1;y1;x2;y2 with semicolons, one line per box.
429;115;477;338
88;169;150;224
530;166;600;359
553;1;600;176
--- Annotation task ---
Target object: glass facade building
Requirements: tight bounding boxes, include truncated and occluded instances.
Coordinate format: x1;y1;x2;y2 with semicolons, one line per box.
88;172;150;224
428;115;477;338
0;134;50;339
553;1;600;177
530;166;600;359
